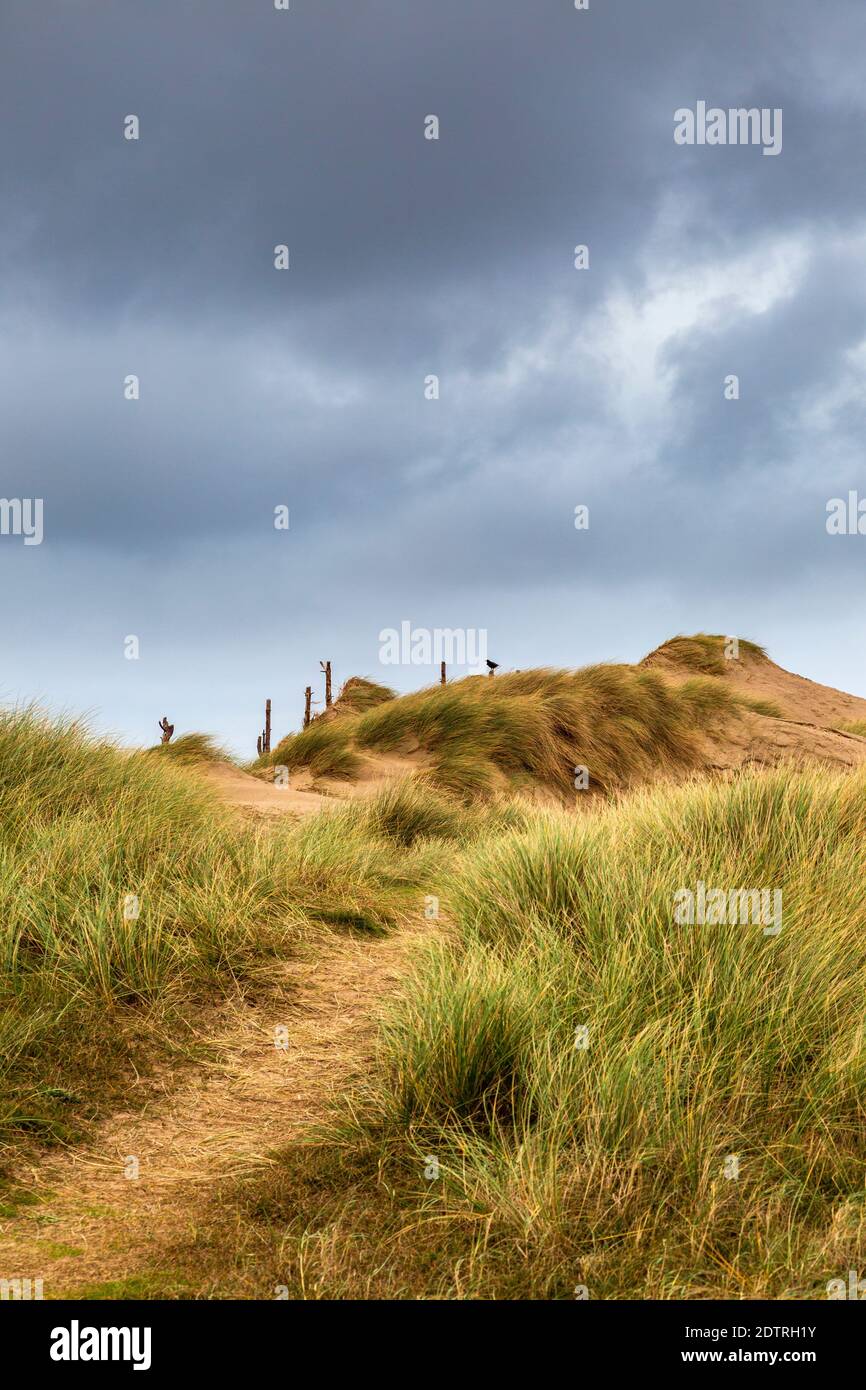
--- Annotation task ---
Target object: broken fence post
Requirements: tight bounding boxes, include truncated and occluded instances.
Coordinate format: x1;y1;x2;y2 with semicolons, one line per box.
320;660;332;709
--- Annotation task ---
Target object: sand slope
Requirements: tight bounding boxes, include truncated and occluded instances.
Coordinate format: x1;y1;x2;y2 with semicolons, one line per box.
642;644;866;773
197;760;329;817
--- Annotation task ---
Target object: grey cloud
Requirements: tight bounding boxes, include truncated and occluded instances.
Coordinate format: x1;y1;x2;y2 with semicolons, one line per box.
2;0;866;753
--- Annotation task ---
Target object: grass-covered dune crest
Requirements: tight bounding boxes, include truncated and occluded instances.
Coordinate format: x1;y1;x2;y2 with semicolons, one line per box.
248;631;866;802
643;632;768;675
143;731;234;765
252;660;753;800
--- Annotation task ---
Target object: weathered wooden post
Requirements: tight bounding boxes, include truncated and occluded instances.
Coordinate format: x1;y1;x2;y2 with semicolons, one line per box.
264;698;272;754
257;734;263;757
320;661;332;709
304;686;312;729
440;661;446;685
158;716;174;744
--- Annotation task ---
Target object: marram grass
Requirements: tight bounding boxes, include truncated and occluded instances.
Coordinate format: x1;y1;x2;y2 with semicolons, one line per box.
249;651;764;799
337;765;866;1299
5;688;865;1302
144;731;233;765
252;718;362;780
0;710;421;1156
647;632;768;676
353;663;743;799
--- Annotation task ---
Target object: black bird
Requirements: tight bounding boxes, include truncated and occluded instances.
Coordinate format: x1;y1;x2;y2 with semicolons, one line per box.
486;659;499;672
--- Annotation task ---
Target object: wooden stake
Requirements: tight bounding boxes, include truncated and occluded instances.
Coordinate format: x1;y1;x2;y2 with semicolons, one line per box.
257;734;262;757
304;686;312;729
158;716;174;744
440;660;446;685
320;660;332;709
264;698;272;754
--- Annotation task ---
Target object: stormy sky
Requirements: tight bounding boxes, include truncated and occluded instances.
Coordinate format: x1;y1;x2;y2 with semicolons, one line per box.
2;0;865;753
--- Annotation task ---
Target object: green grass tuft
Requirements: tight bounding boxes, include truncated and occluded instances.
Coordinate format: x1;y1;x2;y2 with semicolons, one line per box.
648;633;768;676
144;732;233;765
260;720;362;780
335;677;398;712
361;779;470;846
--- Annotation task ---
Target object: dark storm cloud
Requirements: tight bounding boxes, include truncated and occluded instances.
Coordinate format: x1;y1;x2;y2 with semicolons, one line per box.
4;0;861;327
2;0;866;750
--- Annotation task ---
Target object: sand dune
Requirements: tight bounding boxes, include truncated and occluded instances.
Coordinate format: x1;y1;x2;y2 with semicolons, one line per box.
200;642;866;817
643;639;866;773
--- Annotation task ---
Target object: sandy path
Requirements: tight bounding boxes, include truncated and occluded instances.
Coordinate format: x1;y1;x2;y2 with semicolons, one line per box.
0;764;421;1298
198;751;427;818
0;924;415;1298
197;761;329;817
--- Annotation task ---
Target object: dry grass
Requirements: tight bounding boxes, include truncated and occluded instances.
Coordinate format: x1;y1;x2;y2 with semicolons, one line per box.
353;664;742;800
249;649;770;802
0;922;419;1299
646;633;767;676
4;641;863;1303
0;710;419;1164
334;677;397;713
252;720;362;781
144;732;234;766
331;765;866;1298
